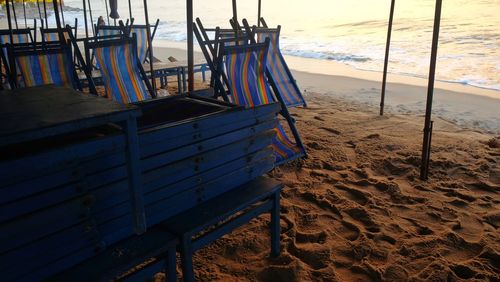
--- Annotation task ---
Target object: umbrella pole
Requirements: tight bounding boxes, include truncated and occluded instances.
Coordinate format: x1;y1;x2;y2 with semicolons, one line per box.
87;0;95;35
22;0;28;28
5;0;13;44
43;0;48;27
187;0;194;92
232;0;237;23
10;0;19;30
52;0;64;44
128;0;132;21
380;0;395;116
143;0;157;97
420;0;443;180
59;0;66;26
257;0;261;27
82;0;89;38
104;0;110;25
36;0;43;25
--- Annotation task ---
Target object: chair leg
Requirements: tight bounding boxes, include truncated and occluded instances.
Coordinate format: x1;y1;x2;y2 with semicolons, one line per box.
271;192;281;257
166;247;177;282
180;235;195;282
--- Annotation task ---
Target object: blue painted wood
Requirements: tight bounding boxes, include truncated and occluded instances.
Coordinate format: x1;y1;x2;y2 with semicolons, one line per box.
123;116;146;234
0;134;125;190
49;227;177;282
0;195;94;254
0;86;140;147
165;176;283;282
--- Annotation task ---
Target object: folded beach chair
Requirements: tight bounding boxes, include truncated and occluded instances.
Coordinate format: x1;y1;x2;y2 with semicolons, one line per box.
129;19;159;64
196;24;306;164
40;19;78;43
0;28;36;86
242;19;307;108
84;34;154;104
4;41;80;90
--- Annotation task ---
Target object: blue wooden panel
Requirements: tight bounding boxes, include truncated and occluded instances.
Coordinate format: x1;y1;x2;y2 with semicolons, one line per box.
94;147;273;241
140;112;275;158
0;220;101;281
141;120;276;172
0;134;126;186
0;195;94;254
142;130;275;191
146;155;275;227
139;103;279;150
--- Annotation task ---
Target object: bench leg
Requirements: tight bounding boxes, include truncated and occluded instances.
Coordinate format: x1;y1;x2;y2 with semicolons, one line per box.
166;247;177;282
271;192;281;257
180;235;195;282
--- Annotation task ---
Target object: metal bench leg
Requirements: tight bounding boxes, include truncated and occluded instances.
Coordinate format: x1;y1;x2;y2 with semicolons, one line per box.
177;68;182;94
271;192;281;257
180;235;195;282
166;248;177;282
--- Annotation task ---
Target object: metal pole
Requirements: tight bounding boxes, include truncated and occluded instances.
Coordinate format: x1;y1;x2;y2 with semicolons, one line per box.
87;0;95;35
22;0;28;28
52;0;65;44
257;0;261;27
59;0;66;26
380;0;395;116
104;0;110;25
82;0;89;38
420;0;442;181
43;0;48;27
11;0;19;30
5;0;13;44
232;0;237;23
128;0;133;21
187;0;194;92
143;0;157;97
36;0;43;24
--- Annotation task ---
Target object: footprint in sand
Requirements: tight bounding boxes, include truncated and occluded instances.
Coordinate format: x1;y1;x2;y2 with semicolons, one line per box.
334;220;361;241
335;184;370;206
295;230;328;244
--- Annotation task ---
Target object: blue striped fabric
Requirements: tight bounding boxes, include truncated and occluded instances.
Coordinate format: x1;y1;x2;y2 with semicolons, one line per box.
15;51;75;89
94;42;151;104
41;31;70;42
222;44;305;164
0;33;30;69
256;31;306;108
130;27;149;64
97;28;122;37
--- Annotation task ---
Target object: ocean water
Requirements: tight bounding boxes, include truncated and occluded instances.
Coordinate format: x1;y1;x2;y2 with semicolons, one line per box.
37;0;500;93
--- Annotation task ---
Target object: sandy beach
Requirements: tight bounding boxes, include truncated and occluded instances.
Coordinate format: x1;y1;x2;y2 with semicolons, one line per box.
152;44;500;281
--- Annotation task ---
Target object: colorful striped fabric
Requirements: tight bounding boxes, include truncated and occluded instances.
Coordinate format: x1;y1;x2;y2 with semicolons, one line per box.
130;27;149;64
97;28;122;37
223;48;273;107
223;44;305;164
94;42;151;104
15;52;75;88
256;31;306;108
272;123;304;164
41;31;70;42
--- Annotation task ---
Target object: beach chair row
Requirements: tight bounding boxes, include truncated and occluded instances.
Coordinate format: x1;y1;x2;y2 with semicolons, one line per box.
0;94;282;281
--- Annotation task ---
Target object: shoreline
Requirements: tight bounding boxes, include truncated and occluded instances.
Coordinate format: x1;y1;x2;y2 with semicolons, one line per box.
153;41;500;134
154;39;500;100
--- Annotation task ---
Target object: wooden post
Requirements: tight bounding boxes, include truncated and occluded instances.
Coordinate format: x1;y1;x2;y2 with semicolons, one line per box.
420;0;443;180
380;0;395;116
143;0;157;97
187;0;194;92
232;0;237;23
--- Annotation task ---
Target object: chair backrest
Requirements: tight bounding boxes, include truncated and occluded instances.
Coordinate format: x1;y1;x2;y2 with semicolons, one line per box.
7;41;77;89
86;35;153;104
96;25;124;38
216;39;274;107
249;23;306;108
40;26;77;43
129;20;159;64
0;29;33;45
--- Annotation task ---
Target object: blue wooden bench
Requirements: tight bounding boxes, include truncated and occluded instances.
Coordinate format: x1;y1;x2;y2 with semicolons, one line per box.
50;226;178;282
164;176;283;282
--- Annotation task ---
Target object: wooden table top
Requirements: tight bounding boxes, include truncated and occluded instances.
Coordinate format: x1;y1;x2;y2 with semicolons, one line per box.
0;85;140;147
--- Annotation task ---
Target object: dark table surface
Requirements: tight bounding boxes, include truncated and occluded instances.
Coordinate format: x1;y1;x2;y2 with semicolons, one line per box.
0;86;140;147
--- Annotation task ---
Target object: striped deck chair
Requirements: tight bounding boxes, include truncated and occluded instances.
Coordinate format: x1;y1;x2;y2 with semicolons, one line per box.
251;25;306;108
40;20;78;43
85;35;154;104
0;29;35;85
5;41;79;90
214;39;306;165
129;19;159;64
